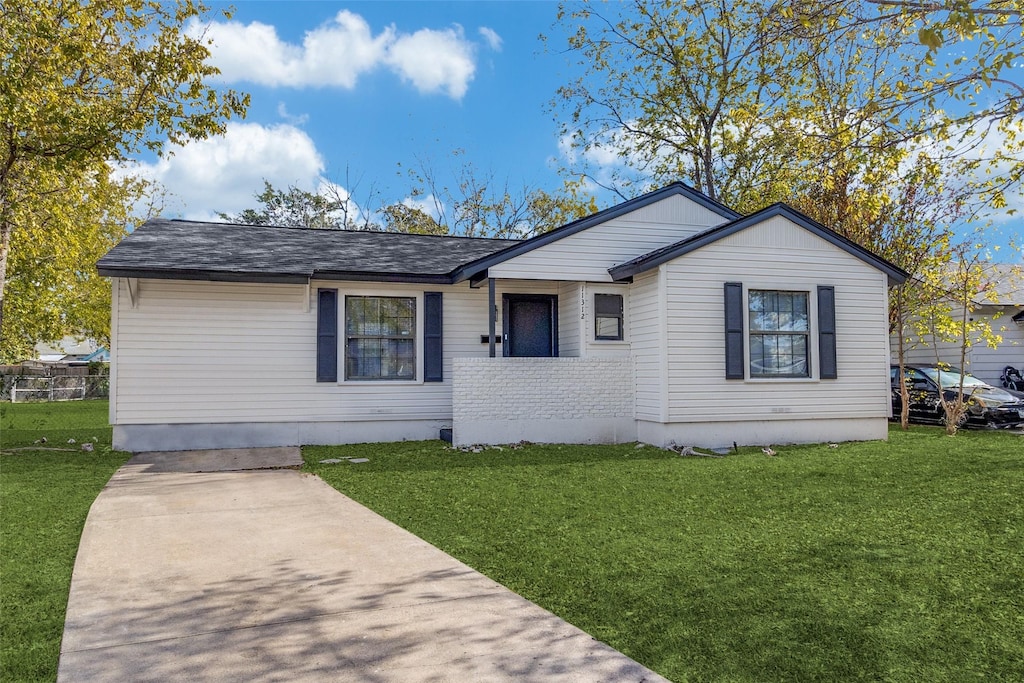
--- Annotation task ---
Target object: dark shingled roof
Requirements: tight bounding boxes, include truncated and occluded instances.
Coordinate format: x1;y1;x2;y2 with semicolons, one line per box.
97;219;522;284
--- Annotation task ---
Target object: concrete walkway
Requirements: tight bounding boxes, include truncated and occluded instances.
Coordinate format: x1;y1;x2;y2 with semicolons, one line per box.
58;448;667;682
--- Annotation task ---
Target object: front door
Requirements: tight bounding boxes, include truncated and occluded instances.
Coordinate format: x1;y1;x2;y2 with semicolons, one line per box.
503;294;557;357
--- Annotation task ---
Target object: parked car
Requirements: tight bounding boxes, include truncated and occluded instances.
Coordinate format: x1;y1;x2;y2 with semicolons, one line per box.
890;365;1024;429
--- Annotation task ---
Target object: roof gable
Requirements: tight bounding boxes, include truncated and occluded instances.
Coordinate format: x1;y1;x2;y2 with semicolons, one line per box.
451;182;739;283
608;203;910;285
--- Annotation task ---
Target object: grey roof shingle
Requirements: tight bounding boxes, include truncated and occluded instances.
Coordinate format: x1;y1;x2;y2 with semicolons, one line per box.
97;219;521;284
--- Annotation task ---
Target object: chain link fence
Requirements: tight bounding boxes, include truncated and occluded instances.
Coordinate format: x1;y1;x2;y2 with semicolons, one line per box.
4;375;109;402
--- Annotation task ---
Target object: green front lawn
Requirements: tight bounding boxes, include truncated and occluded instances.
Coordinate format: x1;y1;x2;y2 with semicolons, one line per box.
306;428;1024;682
0;400;129;683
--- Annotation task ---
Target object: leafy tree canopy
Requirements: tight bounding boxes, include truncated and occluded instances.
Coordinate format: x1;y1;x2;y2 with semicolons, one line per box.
0;0;249;362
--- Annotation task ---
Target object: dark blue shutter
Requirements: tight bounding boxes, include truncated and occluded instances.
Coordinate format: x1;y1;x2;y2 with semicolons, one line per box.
724;282;744;379
423;292;443;382
316;289;338;382
818;285;837;379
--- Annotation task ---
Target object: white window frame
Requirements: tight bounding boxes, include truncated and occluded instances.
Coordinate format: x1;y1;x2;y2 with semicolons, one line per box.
341;290;424;384
744;286;819;383
586;284;630;345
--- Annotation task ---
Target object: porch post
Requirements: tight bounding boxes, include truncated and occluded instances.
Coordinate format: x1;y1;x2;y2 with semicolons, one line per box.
488;277;496;358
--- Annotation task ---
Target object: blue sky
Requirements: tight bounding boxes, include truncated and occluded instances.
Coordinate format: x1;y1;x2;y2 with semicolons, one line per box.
131;1;575;222
126;1;1021;255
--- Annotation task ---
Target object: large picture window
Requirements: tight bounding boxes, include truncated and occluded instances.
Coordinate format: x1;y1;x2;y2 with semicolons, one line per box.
345;296;416;380
748;290;809;377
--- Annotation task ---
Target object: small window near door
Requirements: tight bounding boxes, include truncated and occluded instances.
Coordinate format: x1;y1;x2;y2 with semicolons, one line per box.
594;293;624;340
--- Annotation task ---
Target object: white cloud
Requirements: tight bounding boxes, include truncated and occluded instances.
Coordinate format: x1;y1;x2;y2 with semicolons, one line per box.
386;26;475;99
120;122;325;220
478;27;503;51
190;11;481;99
276;102;308;125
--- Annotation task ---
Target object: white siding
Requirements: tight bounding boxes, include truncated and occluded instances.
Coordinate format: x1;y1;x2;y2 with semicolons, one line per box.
488;194;729;281
629;270;664;421
970;309;1024;384
558;282;582;357
896;306;1024;385
111;278;560;426
661;216;892;423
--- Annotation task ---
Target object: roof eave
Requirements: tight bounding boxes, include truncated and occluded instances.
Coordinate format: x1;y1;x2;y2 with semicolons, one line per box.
311;270;454;285
96;266;310;285
97;266;458;286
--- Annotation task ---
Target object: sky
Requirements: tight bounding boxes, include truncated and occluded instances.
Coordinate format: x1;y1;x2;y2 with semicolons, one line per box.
128;1;575;223
123;1;1022;256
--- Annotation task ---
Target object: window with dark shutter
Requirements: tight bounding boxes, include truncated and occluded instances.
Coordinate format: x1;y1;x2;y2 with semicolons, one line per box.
345;296;416;380
817;285;837;379
316;289;338;382
423;292;443;382
724;282;744;379
748;290;810;378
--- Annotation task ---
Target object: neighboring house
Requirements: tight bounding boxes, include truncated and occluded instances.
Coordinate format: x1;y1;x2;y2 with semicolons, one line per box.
97;183;908;452
34;337;109;365
895;263;1024;386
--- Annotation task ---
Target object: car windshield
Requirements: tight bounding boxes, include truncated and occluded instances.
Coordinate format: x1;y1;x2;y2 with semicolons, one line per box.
920;368;988;388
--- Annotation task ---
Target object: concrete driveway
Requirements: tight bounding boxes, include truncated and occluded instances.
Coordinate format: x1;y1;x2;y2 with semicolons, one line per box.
58;448;667;682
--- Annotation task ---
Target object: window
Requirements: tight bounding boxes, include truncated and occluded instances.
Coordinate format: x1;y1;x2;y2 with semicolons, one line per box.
594;293;624;340
345;296;416;380
748;290;809;377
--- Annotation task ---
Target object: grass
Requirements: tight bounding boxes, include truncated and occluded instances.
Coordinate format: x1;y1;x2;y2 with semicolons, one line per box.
2;400;1020;682
0;400;129;683
305;427;1024;682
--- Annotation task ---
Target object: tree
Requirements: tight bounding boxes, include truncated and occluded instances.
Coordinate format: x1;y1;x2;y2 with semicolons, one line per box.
379;204;446;235
553;0;808;207
219;182;353;230
912;248;1009;434
0;0;248;361
787;0;1024;213
402;155;598;238
0;171;154;361
225;163;599;240
552;0;1022;220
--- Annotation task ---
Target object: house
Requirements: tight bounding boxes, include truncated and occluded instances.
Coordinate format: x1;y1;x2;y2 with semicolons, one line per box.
34;337;109;365
895;263;1023;385
97;183;908;452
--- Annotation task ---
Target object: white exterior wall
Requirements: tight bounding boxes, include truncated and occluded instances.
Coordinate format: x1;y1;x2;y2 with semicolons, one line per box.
649;215;892;446
109;207;897;451
558;282;582;357
110;277;560;450
627;270;664;422
452;357;635;445
489;195;728;282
